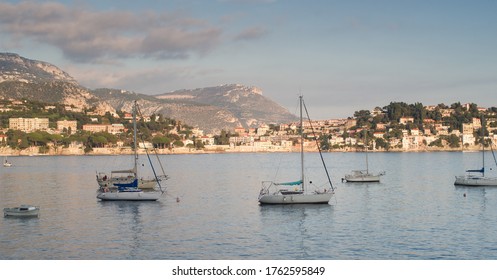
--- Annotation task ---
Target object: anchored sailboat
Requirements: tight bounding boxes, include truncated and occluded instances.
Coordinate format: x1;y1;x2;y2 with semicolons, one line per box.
96;100;166;201
455;116;497;186
3;156;12;167
258;95;334;204
343;131;385;183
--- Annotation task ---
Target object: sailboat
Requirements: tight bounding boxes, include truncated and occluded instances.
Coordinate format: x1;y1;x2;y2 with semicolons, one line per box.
96;100;166;201
3;156;12;167
258;95;335;204
342;131;385;183
455;118;497;186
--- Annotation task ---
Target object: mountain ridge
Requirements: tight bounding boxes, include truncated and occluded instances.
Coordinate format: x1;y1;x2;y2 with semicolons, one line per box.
0;53;297;133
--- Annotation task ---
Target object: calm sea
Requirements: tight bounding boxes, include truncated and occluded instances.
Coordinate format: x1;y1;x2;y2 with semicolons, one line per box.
1;152;497;260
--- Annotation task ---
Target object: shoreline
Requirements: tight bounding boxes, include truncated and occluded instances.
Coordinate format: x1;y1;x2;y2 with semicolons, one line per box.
0;145;482;157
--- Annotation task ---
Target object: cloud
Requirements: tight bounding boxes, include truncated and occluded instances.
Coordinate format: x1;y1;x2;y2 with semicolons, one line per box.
0;2;222;63
234;26;268;41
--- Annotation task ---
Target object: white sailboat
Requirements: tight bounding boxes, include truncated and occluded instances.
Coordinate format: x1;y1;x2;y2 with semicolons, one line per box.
3;156;12;167
343;132;385;183
455;120;497;186
258;96;334;204
97;100;166;201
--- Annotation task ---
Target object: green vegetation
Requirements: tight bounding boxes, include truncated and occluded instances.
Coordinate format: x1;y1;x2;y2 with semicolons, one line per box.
0;99;190;152
1;98;495;153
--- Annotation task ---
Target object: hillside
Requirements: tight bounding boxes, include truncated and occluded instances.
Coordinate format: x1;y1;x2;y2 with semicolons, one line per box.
154;84;297;131
0;53;116;115
0;53;297;133
0;53;76;84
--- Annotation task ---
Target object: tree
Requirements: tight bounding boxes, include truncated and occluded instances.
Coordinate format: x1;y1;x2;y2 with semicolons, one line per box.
447;134;460;148
90;135;108;148
215;129;232;145
320;134;331;151
152;135;171;149
429;138;444;147
173;140;184;147
27;131;48;146
353;110;372;127
375;138;390;151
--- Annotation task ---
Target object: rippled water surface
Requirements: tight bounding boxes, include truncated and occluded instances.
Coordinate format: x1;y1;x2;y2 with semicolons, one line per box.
1;152;497;259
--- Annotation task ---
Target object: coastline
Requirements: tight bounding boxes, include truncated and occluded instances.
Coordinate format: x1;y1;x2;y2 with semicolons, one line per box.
0;144;481;156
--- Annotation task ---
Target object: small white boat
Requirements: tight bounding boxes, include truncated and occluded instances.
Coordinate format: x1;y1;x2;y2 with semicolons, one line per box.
454;117;497;187
3;156;12;167
454;174;497;186
343;132;384;183
343;170;385;182
4;205;39;217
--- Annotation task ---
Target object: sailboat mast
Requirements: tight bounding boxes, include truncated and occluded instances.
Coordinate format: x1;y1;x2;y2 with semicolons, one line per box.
300;95;304;192
133;100;138;177
365;131;369;173
482;115;485;177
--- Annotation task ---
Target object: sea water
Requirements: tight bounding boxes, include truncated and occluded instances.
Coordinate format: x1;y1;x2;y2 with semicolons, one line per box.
1;152;497;260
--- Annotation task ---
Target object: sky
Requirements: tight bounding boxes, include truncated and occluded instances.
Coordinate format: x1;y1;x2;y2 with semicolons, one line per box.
1;0;496;119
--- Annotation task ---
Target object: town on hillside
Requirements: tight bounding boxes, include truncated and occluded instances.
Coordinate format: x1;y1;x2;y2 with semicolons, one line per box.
1;99;496;155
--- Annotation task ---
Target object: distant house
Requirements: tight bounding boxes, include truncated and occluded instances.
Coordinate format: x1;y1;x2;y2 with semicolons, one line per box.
462;123;474;134
82;124;108;133
183;139;194;146
399;117;414;124
440;109;454;118
234;127;246;135
108;124;125;135
472;118;482;129
423;118;436;125
376;123;387;131
82;123;125;134
200;136;215;146
373;132;385;139
257;124;269;136
123;113;133;120
57;120;77;134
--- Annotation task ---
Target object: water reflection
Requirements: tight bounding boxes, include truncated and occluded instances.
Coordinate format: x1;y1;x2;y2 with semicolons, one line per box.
258;204;333;259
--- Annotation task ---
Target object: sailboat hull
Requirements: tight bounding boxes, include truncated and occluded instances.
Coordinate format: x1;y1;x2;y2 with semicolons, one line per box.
343;170;384;183
97;191;161;201
343;175;381;182
454;176;497;186
258;192;333;204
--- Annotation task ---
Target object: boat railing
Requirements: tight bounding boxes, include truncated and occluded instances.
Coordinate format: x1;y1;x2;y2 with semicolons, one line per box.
261;180;307;195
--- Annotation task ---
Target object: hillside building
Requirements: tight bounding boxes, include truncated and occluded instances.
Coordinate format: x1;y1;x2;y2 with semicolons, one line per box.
9;117;49;132
57;120;77;134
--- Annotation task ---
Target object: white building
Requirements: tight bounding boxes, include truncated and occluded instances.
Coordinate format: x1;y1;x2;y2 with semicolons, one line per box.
9;118;49;132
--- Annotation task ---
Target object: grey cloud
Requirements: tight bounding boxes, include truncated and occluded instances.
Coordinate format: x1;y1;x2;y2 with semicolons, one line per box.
234;26;268;41
0;2;222;63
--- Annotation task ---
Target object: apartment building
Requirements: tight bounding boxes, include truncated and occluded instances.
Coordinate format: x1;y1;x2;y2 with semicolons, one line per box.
9;118;49;132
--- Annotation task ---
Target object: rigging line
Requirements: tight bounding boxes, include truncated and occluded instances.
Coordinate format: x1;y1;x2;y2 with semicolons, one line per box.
141;135;164;193
153;148;168;179
134;101;165;193
136;102;168;178
302;98;335;192
491;143;497;168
